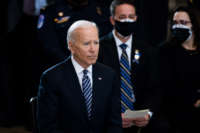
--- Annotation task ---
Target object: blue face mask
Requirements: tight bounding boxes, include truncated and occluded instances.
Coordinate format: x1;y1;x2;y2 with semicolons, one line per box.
171;24;192;43
114;19;137;37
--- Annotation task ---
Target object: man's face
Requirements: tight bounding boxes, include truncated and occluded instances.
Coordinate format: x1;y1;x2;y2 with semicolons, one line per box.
110;4;137;25
69;26;99;68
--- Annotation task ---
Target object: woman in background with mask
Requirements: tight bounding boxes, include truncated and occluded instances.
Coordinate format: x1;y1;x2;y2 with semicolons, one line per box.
159;6;200;133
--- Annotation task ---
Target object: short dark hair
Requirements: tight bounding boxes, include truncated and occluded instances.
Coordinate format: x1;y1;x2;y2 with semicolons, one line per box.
110;0;136;17
168;6;200;49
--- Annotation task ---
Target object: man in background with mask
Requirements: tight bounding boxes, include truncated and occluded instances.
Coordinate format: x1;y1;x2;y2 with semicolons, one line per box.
98;0;162;133
37;0;112;70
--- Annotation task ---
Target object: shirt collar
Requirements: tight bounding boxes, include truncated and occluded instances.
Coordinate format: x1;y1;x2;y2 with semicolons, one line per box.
112;30;132;49
71;56;92;75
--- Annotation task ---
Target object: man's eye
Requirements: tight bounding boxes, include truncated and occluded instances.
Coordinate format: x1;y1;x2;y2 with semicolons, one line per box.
94;41;99;45
119;17;126;20
172;20;191;25
129;15;136;19
118;15;126;20
83;42;90;45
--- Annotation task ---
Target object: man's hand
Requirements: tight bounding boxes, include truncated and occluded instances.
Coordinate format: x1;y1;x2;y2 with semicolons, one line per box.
132;114;149;127
121;113;150;128
121;113;133;128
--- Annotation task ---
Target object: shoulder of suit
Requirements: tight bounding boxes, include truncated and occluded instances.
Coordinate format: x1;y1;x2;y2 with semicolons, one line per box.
100;32;113;40
42;58;70;77
159;41;177;50
132;38;152;50
95;62;115;73
100;32;114;45
158;41;178;56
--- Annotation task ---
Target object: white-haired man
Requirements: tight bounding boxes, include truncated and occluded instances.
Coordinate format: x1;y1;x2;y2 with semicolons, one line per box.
37;20;122;133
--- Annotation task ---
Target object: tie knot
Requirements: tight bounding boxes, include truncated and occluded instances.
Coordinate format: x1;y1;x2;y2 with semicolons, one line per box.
120;44;127;50
83;69;88;75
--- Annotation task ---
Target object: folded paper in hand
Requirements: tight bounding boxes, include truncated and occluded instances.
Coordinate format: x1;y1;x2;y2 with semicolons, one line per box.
124;109;150;118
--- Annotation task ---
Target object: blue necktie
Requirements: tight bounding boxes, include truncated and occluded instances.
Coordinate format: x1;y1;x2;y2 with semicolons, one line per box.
120;44;135;113
82;69;92;119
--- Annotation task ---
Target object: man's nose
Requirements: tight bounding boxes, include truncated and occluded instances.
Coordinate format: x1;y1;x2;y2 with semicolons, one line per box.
89;44;96;51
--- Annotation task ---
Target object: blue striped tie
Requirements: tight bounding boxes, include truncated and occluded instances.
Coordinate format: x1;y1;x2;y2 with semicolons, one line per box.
82;69;92;119
120;44;135;113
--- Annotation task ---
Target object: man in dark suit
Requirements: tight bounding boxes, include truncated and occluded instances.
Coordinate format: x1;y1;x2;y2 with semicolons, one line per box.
37;20;122;133
98;0;162;133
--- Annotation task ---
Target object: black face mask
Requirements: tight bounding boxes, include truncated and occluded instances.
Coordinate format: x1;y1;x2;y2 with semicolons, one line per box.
114;20;137;37
171;27;191;43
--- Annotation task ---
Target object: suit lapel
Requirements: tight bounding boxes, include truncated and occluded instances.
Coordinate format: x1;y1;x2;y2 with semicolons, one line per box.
129;36;140;97
66;59;89;121
131;37;142;73
131;38;136;71
91;64;102;119
109;34;121;74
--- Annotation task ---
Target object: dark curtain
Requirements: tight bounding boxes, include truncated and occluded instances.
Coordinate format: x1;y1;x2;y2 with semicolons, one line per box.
136;0;169;46
0;0;23;126
0;0;40;129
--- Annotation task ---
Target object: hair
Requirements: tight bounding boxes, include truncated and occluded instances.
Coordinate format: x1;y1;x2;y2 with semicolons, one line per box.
67;20;98;45
110;0;136;17
167;6;200;50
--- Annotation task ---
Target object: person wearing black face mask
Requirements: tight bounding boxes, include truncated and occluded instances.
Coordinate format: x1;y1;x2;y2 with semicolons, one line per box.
98;0;163;133
159;6;200;133
171;24;192;44
114;18;137;37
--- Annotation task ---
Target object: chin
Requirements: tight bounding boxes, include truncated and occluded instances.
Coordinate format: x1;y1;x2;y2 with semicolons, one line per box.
90;60;97;65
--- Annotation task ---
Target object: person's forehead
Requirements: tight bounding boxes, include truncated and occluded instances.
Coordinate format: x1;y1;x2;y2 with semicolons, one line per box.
75;26;97;34
115;4;136;15
74;26;98;40
173;11;190;20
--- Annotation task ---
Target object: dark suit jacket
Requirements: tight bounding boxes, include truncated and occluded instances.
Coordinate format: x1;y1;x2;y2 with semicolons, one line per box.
37;57;122;133
98;32;161;113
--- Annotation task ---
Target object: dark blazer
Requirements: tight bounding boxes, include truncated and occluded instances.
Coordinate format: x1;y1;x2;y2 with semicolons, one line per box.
37;57;122;133
98;32;161;113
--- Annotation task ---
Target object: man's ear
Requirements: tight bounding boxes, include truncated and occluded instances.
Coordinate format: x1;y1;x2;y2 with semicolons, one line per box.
68;41;74;54
135;15;138;21
110;16;115;26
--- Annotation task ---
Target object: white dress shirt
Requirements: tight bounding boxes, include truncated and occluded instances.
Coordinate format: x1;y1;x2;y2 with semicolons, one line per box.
71;56;93;90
